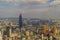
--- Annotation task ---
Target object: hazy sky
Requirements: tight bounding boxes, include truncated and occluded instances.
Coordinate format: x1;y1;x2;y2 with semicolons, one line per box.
0;0;60;19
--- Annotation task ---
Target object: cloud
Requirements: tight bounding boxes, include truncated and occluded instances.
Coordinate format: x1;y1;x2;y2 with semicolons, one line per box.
50;0;60;5
1;0;49;4
0;0;54;7
39;0;48;3
6;0;13;2
1;0;60;6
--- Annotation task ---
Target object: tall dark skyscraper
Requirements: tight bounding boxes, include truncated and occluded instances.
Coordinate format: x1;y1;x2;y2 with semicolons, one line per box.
19;14;22;29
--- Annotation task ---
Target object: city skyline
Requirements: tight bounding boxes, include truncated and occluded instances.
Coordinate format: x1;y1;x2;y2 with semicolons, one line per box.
0;0;60;19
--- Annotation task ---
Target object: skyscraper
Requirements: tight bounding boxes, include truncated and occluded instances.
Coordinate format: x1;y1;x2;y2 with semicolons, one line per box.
5;22;12;37
19;14;22;29
6;26;10;37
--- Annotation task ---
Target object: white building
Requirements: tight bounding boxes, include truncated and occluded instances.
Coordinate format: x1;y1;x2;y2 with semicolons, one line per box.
0;31;2;40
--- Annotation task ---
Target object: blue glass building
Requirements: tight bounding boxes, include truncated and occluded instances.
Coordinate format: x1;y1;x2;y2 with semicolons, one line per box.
19;14;22;29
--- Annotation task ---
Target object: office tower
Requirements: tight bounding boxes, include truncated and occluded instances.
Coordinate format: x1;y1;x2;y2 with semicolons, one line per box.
51;25;57;36
19;14;22;29
42;23;47;35
9;28;12;37
6;26;10;37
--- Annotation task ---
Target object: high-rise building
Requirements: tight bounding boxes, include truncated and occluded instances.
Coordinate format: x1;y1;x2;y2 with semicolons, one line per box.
6;26;10;37
0;31;2;40
19;14;22;29
5;23;11;37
